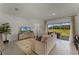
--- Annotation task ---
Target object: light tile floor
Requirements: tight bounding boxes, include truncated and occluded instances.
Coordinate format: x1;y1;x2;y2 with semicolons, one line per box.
2;42;25;55
0;39;78;55
0;41;36;55
49;39;78;55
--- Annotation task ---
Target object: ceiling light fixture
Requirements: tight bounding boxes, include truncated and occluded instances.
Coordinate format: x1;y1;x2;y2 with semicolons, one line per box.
14;8;19;11
52;13;56;16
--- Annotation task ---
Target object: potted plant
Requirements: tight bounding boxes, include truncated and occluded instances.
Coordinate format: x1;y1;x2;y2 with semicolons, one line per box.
0;23;11;44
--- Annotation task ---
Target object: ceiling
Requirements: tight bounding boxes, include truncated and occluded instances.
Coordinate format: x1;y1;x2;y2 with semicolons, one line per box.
0;3;79;20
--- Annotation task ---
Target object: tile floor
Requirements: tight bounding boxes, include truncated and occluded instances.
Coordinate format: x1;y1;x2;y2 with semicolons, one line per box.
0;39;78;55
0;41;36;55
1;41;25;55
49;39;78;55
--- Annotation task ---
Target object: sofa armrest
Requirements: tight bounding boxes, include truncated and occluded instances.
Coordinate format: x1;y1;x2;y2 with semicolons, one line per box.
33;40;46;55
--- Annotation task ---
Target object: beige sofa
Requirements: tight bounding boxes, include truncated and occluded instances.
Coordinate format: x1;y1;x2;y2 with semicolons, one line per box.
16;32;35;54
32;39;46;55
16;38;34;54
33;33;56;55
46;35;56;54
16;33;56;55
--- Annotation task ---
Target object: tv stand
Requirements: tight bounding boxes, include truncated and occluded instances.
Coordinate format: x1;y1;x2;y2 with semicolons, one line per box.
18;32;34;40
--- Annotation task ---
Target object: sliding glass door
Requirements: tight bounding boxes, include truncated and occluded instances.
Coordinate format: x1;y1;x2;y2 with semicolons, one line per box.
48;23;70;41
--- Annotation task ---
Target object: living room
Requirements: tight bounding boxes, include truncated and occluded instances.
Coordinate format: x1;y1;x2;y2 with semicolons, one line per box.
0;3;79;55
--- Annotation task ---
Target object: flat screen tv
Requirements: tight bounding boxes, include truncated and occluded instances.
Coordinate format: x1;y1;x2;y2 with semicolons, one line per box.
20;26;31;32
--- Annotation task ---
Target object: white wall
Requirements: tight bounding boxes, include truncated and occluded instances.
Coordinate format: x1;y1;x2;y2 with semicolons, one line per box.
75;15;79;33
30;19;44;36
0;13;44;41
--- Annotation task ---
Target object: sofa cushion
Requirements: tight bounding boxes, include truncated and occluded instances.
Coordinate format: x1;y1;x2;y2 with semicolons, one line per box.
16;38;34;54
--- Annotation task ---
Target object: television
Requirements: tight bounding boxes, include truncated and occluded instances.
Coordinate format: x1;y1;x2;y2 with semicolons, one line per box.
20;26;31;32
